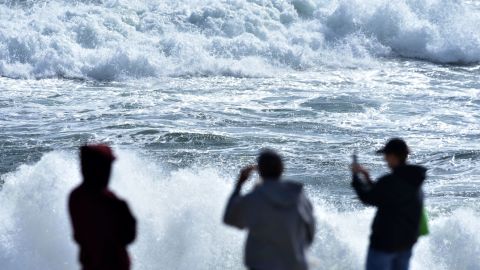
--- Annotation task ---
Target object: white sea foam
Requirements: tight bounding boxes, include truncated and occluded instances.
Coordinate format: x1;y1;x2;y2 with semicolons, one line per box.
0;0;478;80
0;150;478;270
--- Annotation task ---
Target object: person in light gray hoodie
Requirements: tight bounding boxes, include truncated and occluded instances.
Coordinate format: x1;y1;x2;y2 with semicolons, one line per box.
223;149;316;270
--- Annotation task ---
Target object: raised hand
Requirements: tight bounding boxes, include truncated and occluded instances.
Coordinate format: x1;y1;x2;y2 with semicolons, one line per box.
237;165;257;187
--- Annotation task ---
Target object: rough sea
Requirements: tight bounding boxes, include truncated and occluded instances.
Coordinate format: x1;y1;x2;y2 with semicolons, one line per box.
0;0;479;269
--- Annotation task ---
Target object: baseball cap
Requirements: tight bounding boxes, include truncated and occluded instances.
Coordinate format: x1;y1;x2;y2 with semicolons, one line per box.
376;138;410;156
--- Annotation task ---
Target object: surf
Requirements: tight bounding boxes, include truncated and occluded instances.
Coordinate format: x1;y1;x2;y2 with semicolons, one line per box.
0;0;479;80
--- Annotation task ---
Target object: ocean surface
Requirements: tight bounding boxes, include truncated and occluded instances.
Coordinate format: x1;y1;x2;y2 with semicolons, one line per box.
0;0;479;269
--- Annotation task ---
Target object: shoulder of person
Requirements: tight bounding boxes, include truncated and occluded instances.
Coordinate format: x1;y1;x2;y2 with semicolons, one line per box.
69;185;82;197
243;187;261;200
256;180;305;192
103;190;129;207
68;185;89;202
103;189;118;199
375;173;397;187
68;186;84;209
282;180;304;189
377;173;394;181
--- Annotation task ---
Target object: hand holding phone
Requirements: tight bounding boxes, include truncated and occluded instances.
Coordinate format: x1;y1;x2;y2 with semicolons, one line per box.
352;152;358;166
351;151;362;173
351;152;371;185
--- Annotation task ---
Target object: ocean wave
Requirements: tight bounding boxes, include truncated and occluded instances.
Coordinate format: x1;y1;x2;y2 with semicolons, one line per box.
0;0;479;80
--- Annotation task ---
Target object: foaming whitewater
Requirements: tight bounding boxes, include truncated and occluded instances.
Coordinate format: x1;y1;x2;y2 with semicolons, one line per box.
0;151;479;270
0;150;244;270
0;0;479;80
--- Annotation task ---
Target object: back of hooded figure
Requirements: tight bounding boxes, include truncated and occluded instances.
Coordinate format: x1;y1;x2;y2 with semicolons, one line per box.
69;145;136;270
223;150;315;270
366;165;426;251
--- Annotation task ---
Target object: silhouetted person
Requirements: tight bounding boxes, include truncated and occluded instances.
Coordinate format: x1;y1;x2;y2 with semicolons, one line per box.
351;138;426;270
69;145;136;270
223;149;315;270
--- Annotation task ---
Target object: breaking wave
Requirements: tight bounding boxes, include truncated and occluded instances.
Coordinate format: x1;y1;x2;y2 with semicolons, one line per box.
0;0;479;80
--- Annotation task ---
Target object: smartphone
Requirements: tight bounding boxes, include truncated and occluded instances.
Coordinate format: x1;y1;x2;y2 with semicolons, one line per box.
352;151;358;166
352;152;368;185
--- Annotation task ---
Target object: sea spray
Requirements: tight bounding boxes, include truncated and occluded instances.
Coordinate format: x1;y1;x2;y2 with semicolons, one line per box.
0;150;479;269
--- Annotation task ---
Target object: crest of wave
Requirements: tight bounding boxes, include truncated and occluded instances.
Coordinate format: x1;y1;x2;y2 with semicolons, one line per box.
0;0;478;80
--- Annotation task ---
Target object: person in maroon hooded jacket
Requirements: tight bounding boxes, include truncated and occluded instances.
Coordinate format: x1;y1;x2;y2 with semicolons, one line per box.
69;145;136;270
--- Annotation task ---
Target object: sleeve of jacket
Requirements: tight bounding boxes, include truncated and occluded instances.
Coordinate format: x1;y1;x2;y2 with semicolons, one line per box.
352;175;392;207
299;192;316;246
223;186;249;229
116;200;137;245
68;192;82;244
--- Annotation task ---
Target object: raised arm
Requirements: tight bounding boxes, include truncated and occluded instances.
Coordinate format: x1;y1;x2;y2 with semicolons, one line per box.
352;168;397;207
223;165;255;229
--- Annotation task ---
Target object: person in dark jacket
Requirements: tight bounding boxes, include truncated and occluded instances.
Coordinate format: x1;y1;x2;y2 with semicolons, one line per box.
351;138;426;270
223;149;316;270
69;145;136;270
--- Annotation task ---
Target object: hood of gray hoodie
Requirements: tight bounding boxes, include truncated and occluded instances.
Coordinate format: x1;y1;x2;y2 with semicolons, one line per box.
257;180;304;208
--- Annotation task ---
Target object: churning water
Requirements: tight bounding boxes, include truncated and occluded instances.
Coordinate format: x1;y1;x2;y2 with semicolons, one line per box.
0;0;479;269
